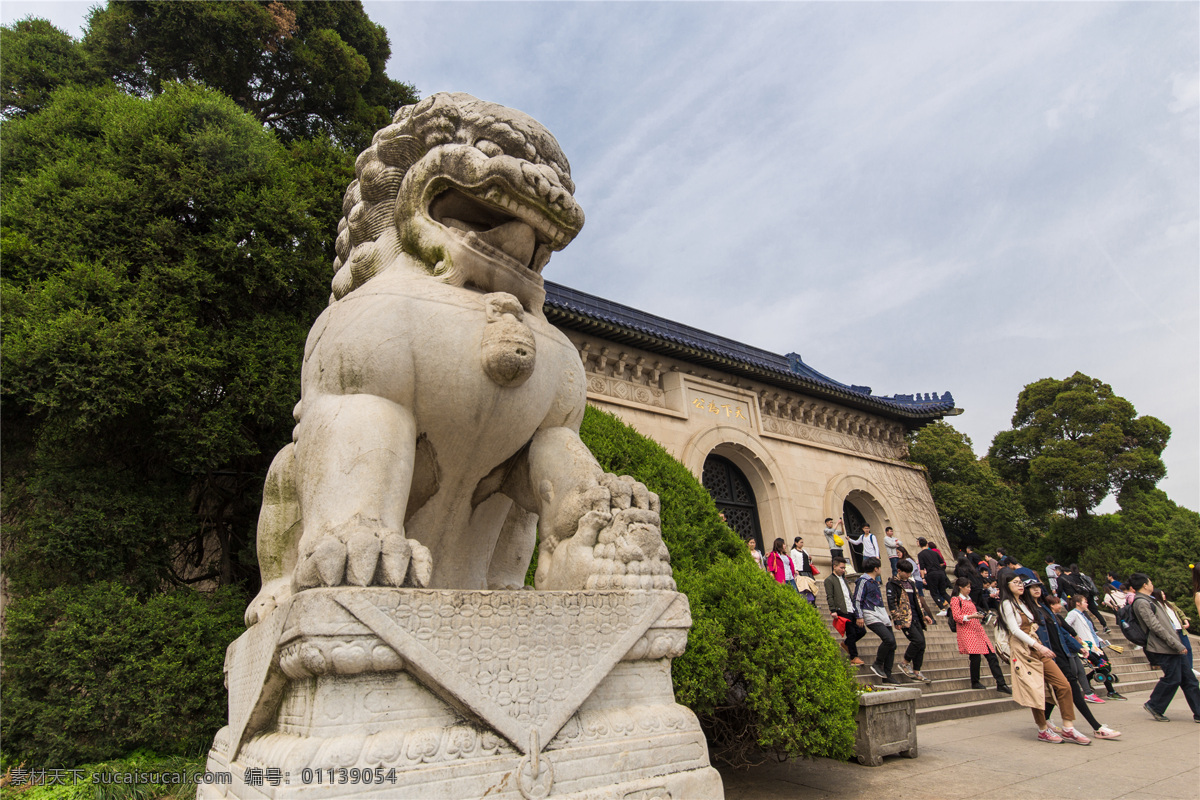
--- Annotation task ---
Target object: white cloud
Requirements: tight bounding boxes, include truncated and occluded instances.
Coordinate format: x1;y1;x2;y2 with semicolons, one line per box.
1169;72;1200;114
7;1;1197;510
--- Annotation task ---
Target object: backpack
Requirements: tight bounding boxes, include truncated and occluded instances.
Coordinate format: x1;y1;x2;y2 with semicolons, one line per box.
1056;571;1081;598
886;578;913;629
1116;600;1149;647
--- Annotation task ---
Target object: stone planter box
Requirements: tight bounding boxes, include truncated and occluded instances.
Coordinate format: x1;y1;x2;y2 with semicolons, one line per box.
854;685;921;766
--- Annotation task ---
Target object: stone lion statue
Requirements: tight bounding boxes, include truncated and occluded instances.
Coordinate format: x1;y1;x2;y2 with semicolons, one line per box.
246;93;674;626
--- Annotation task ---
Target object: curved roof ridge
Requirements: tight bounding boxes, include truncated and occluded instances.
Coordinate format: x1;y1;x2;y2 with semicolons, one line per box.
542;281;959;423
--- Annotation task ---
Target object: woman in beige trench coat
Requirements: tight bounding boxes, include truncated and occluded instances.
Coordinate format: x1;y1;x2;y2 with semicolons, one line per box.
995;570;1088;744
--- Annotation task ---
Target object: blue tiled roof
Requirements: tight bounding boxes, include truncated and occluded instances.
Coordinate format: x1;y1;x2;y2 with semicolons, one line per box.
542;281;958;422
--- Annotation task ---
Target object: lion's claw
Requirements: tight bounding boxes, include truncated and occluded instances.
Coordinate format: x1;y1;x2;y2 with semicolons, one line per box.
346;530;382;586
536;470;675;591
293;522;432;590
313;539;347;586
408;540;433;587
379;533;411;586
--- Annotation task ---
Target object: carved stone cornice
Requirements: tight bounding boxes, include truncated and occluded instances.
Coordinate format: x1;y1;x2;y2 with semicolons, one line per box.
758;391;908;460
575;337;669;410
571;333;911;462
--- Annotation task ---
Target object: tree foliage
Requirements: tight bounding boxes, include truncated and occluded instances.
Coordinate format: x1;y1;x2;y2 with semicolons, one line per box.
1;82;350;594
988;372;1170;519
579;406;859;765
0;17;105;118
1047;488;1200;626
907;421;1037;555
83;1;417;151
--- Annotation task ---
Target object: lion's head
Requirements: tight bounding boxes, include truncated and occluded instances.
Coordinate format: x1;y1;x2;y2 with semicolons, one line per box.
332;92;585;311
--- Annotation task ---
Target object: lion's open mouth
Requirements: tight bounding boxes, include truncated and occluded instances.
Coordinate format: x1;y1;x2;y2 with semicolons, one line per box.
429;187;567;276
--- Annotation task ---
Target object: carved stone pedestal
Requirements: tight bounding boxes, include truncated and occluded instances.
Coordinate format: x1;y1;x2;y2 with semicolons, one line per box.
853;686;921;767
200;589;722;799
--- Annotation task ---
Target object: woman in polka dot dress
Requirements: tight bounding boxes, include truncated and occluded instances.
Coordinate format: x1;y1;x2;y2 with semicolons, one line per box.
951;577;1011;694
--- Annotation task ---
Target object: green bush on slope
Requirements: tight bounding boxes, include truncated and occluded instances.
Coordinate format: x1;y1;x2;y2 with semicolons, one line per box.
579;405;858;765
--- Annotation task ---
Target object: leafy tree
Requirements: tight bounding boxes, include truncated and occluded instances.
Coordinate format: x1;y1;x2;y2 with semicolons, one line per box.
579;406;859;765
1;17;106;118
83;0;417;151
988;372;1170;520
1;82;351;594
1056;487;1200;626
907;421;1037;557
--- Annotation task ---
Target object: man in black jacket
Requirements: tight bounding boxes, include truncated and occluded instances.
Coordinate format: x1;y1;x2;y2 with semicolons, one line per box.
917;537;951;612
1076;566;1111;634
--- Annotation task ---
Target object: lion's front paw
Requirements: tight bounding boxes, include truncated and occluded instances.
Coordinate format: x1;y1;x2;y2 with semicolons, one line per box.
588;474;674;591
294;517;432;590
537;473;674;591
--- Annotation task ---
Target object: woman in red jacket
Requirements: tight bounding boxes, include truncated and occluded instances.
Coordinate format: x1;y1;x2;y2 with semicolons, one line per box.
765;537;796;590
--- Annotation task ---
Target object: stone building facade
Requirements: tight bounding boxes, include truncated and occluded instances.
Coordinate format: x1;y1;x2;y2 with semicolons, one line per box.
543;281;961;571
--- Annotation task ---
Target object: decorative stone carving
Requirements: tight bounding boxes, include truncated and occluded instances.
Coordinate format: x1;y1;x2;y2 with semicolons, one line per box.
573;336;668;411
862;461;946;548
761;412;907;461
752;389;908;460
585;374;668;409
201;94;720;799
205;589;719;799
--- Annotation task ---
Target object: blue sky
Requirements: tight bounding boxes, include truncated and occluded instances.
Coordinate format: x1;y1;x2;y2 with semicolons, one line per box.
8;2;1198;511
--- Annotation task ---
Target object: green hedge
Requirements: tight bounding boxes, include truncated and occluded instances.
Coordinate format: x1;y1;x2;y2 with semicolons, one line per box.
1;584;245;767
579;406;858;765
1;752;204;800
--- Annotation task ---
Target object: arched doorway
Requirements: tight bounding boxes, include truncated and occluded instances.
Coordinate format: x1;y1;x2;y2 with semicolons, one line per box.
702;454;764;553
824;474;894;573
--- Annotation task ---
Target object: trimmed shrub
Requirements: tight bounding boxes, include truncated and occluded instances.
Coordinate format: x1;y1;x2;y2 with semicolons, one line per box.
1;583;246;766
579;406;858;765
1;752;204;800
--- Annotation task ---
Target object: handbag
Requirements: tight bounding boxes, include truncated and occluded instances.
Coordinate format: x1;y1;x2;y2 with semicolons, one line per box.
994;602;1013;658
832;615;848;636
947;597;958;633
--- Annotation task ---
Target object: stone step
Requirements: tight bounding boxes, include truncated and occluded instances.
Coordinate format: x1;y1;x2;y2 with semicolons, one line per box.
843;636;1154;666
852;658;1160;689
916;696;1022;724
916;686;1013;709
905;661;1159;686
849;641;992;659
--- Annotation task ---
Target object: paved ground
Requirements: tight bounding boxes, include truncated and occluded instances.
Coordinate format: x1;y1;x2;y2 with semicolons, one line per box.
718;688;1200;800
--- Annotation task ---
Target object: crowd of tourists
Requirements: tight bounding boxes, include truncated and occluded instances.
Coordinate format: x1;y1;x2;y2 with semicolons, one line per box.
745;524;1200;744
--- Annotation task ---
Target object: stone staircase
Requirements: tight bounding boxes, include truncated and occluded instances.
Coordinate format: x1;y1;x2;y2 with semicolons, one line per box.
809;579;1178;724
